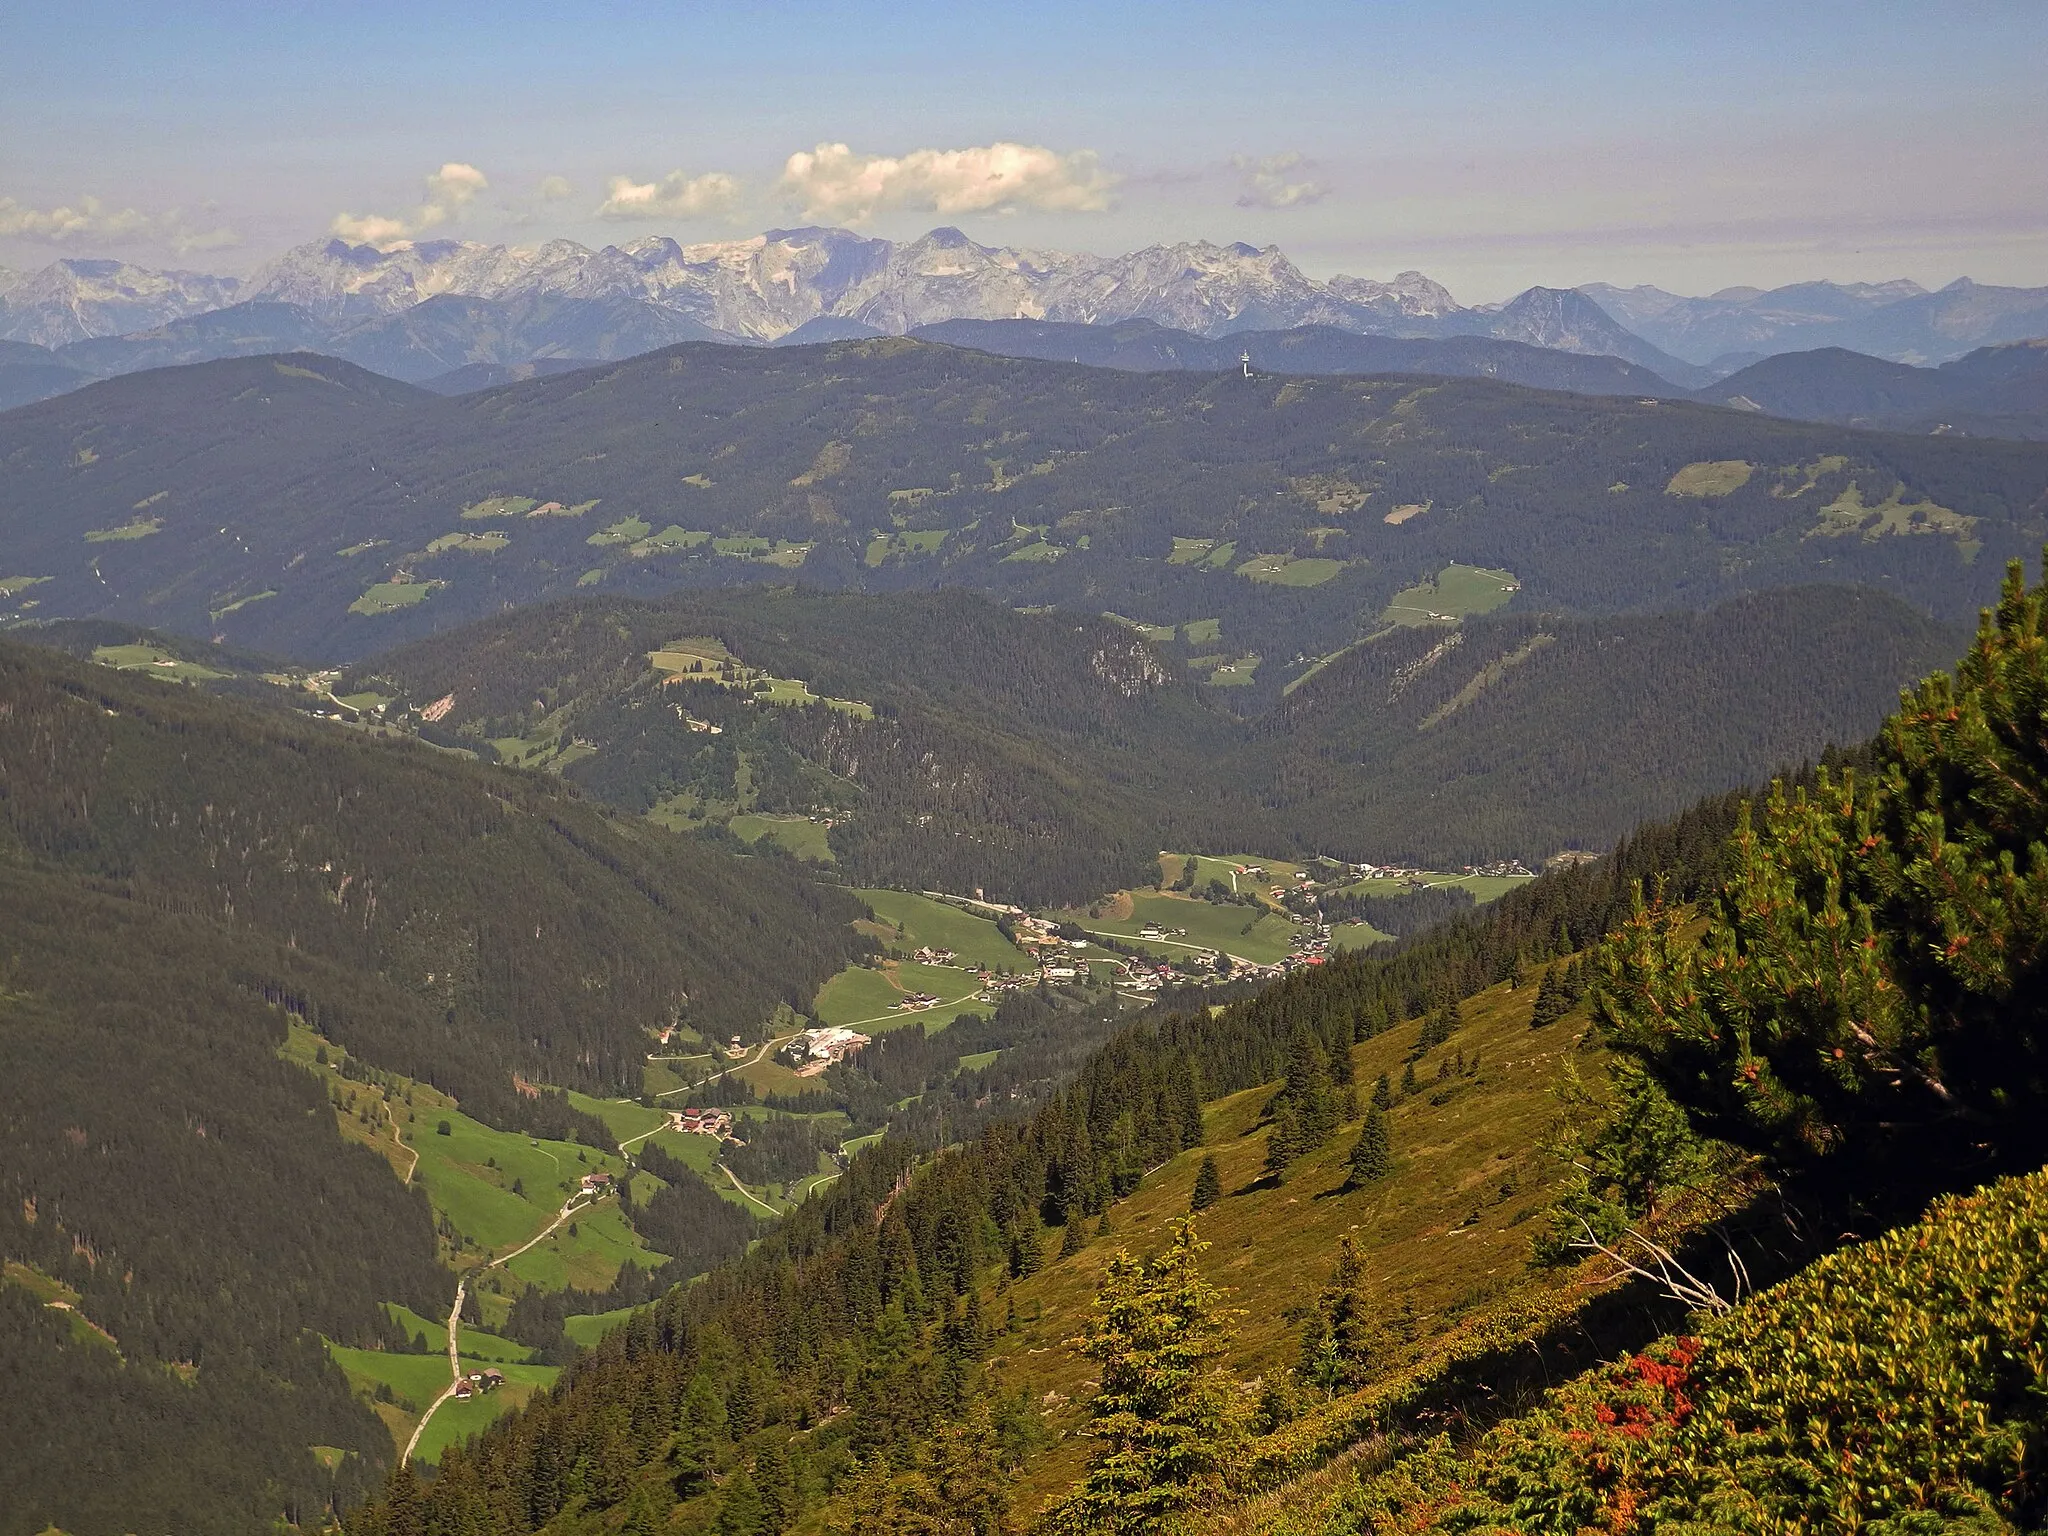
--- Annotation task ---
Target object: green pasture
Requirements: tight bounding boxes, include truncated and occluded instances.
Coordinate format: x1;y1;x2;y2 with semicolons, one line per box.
409;1105;621;1253
1167;537;1237;568
563;1308;638;1348
1235;553;1346;586
380;1304;534;1363
89;643;229;683
865;528;949;565
1000;540;1064;563
631;525;711;557
1330;921;1393;951
588;516;652;546
83;517;161;542
1381;564;1519;627
426;531;507;554
0;575;50;598
329;1343;560;1464
461;496;538;519
1665;459;1754;497
349;580;443;616
561;1091;666;1150
1194;653;1259;685
210;590;276;620
731;813;836;862
336;540;388;557
502;1199;665;1293
813;960;989;1032
1424;873;1537;902
855;889;1033;969
414;1361;561;1463
1181;617;1222;645
1815;482;1976;546
1062;890;1299;965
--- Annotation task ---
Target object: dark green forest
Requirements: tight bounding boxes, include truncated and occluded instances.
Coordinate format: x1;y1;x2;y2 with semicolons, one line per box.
342;583;1958;901
2;341;2041;673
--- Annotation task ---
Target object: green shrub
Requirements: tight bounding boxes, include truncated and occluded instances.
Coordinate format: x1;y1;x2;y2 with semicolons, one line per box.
1347;1164;2048;1533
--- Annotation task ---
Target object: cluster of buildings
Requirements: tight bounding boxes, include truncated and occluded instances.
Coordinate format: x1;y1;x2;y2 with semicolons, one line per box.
910;946;955;964
778;1027;872;1074
669;1107;735;1137
451;1368;505;1401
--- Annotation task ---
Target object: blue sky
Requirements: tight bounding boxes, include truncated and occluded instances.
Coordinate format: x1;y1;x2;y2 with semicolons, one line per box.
3;0;2044;298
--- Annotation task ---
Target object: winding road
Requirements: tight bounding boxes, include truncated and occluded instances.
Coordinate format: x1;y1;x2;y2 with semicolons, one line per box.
400;1189;601;1464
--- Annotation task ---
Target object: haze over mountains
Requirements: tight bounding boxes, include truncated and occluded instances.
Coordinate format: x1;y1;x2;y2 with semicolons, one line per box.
6;226;2048;440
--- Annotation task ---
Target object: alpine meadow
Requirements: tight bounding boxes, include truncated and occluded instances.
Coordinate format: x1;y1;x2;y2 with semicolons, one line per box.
6;5;2048;1534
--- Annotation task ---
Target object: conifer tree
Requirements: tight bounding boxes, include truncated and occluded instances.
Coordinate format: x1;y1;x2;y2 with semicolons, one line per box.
1344;1106;1391;1190
1296;1236;1374;1395
668;1373;726;1497
1060;1219;1087;1258
717;1469;767;1536
754;1440;796;1532
1262;1107;1300;1182
1190;1154;1222;1212
1600;559;2048;1183
1045;1218;1248;1534
1400;1060;1418;1098
1370;1073;1392;1111
823;1400;1015;1535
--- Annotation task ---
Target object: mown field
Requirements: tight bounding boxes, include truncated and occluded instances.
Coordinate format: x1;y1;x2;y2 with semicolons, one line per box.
812;958;992;1032
1062;889;1304;965
855;888;1035;970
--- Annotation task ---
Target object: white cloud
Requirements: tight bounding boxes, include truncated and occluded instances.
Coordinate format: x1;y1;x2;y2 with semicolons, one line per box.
777;141;1118;225
1232;152;1330;211
0;194;240;253
331;162;489;248
537;174;574;202
594;170;744;221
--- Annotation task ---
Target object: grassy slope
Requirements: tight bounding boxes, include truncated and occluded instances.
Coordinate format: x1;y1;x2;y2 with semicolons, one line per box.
987;975;1593;1520
855;889;1035;970
813;959;992;1032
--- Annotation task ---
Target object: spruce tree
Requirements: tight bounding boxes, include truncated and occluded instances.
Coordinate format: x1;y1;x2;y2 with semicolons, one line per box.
1297;1237;1374;1395
1344;1106;1390;1189
1399;1060;1418;1098
1262;1107;1300;1182
754;1441;796;1532
1045;1218;1248;1534
1190;1154;1222;1212
716;1470;767;1536
1060;1218;1087;1258
1370;1073;1392;1111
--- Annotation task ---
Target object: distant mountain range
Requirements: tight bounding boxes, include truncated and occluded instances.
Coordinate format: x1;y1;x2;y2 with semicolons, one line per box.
1581;278;2048;368
2;228;2046;436
0;227;1711;388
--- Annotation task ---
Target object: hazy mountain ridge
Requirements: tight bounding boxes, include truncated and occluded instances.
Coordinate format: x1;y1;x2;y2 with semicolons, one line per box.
0;227;1695;372
1581;276;2048;367
6;341;2042;672
1701;339;2048;440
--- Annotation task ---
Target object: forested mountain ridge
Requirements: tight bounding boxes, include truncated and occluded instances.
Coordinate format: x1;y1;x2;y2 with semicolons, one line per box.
336;583;1958;898
3;340;2041;669
0;636;868;1535
349;563;2048;1535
